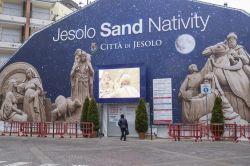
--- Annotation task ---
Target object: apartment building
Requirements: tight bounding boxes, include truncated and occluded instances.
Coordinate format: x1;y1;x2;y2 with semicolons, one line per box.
0;0;78;68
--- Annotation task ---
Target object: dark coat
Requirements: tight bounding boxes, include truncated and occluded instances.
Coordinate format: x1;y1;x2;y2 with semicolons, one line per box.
118;118;128;129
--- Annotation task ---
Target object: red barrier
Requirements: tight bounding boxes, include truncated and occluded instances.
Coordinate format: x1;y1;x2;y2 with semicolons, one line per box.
2;121;250;142
2;121;11;136
43;122;52;137
31;122;41;136
20;122;30;136
11;121;21;135
240;125;246;138
247;125;250;143
55;122;67;138
67;122;77;138
201;123;209;138
210;123;237;141
81;122;94;138
168;123;250;142
169;123;203;142
1;121;95;138
239;125;250;142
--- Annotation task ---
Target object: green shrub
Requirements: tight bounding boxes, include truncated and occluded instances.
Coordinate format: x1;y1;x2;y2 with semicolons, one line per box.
210;97;224;136
135;98;148;133
80;97;89;131
87;98;99;131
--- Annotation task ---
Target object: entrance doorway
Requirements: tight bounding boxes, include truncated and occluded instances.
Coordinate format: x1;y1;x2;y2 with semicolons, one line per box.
107;104;137;137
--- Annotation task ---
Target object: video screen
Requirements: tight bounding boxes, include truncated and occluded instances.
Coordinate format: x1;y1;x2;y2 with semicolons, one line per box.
98;67;140;99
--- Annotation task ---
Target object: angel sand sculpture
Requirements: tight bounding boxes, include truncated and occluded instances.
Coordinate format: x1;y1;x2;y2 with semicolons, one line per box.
179;32;250;125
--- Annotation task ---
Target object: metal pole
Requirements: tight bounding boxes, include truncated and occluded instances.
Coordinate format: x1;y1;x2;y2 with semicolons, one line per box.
2;121;5;136
206;94;209;140
75;121;78;138
150;111;153;140
9;121;13;136
150;122;152;140
178;124;180;141
52;121;55;138
234;122;237;142
30;122;32;137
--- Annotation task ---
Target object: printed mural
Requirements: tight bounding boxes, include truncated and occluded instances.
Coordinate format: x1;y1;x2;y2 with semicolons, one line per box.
0;0;250;123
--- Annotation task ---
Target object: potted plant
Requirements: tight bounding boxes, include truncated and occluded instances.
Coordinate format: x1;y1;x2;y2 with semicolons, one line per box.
135;98;148;139
210;97;224;140
80;97;89;131
87;98;99;137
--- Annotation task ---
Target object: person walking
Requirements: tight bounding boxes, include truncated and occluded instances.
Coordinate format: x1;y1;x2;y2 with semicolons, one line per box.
118;114;128;141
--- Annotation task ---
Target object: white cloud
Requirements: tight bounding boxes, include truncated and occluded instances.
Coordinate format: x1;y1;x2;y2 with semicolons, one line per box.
198;0;250;13
72;0;250;13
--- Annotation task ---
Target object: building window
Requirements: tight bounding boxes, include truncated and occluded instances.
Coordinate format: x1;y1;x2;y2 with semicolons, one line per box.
0;27;22;43
32;7;50;20
3;2;23;17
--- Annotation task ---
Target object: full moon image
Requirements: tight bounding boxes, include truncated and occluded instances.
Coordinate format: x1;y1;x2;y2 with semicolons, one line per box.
175;34;196;54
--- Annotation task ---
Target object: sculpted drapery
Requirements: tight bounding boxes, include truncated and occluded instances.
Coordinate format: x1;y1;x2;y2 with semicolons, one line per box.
19;68;46;122
179;33;250;124
0;79;27;122
179;64;217;122
71;49;94;105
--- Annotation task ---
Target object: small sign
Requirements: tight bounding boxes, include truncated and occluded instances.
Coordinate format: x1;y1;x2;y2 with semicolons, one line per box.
200;83;211;94
153;78;173;124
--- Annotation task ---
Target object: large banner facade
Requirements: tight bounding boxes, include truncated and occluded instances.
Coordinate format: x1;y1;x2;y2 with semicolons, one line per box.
0;0;250;123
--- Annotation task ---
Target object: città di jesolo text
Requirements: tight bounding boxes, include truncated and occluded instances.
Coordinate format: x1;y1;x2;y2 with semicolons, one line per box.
52;13;210;42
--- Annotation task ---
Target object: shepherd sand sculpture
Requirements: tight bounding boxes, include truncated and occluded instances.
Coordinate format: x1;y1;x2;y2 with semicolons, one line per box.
179;32;250;125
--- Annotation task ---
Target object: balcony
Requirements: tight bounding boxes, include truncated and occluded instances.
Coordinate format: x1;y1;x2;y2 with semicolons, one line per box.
30;18;53;28
0;14;53;28
0;41;22;51
0;14;26;26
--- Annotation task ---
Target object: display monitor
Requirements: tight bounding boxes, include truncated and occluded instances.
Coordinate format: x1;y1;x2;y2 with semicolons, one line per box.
95;64;146;103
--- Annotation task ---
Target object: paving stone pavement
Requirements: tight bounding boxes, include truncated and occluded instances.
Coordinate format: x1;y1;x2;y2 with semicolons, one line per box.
0;161;87;166
0;136;250;166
